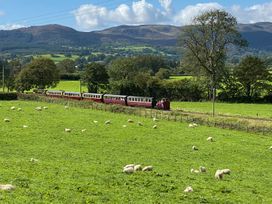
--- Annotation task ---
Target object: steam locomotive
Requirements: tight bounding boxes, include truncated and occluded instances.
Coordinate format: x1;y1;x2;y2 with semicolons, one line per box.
44;90;170;110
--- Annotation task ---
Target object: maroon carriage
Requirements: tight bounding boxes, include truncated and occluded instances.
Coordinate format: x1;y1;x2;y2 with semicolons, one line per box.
63;92;82;100
46;90;64;98
82;93;103;103
103;94;127;106
156;98;170;110
127;96;153;108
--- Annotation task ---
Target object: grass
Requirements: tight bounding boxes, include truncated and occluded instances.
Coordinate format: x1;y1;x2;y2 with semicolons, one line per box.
49;80;88;92
168;75;193;81
172;101;272;119
0;100;272;203
33;54;79;63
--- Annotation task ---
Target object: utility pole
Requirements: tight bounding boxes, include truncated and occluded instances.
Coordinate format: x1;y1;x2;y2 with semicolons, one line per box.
212;88;215;117
2;63;4;92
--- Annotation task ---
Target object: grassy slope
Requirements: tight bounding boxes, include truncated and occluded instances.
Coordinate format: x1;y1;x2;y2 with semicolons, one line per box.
172;101;272;119
49;81;88;92
0;101;272;203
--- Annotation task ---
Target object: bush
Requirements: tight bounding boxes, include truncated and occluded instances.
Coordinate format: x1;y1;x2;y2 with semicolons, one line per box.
60;73;81;80
0;92;18;100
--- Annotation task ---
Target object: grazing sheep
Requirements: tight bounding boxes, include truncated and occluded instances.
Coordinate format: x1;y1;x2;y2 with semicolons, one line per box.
64;106;69;109
124;164;135;169
190;169;200;174
207;137;214;142
222;169;231;175
184;186;193;193
134;164;142;171
65;128;71;132
30;158;38;163
127;119;134;123
93;120;98;124
137;122;143;126
199;166;206;173
4;118;10;122
269;146;272;150
123;166;134;174
142;166;153;172
10;106;16;110
35;106;42;111
43;106;48;109
215;170;224;180
105;120;111;125
81;129;86;132
189;123;198;128
0;184;15;191
23;125;28;128
17;108;22;111
192;146;198;151
122;125;127;128
152;125;157;129
153;117;159;122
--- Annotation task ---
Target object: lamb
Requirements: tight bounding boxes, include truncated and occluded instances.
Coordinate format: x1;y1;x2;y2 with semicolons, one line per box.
142;166;153;172
65;128;71;132
153;117;159;122
269;146;272;150
124;164;135;169
93;120;98;124
215;169;231;180
0;184;15;191
137;122;143;126
189;123;198;128
43;106;48;109
207;137;214;142
190;169;200;174
35;106;42;111
4;118;10;122
134;164;142;171
122;125;127;128
199;166;206;173
105;120;111;125
10;106;16;110
81;129;86;132
152;125;157;129
30;158;39;163
127;119;134;123
17;108;22;111
184;186;193;193
192;146;198;151
123;166;134;174
222;169;231;175
23;125;28;128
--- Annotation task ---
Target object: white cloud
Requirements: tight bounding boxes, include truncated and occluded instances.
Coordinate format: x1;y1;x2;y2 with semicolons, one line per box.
73;1;272;30
174;3;223;25
0;24;26;30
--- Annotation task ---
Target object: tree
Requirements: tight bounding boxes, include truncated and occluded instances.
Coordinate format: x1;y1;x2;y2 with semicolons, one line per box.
155;68;171;79
57;59;75;74
181;10;247;97
82;62;109;93
15;57;59;92
235;56;272;98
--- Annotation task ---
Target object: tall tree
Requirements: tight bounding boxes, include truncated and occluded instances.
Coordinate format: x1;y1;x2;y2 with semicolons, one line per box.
15;57;59;92
181;10;247;97
235;56;272;98
57;59;76;74
82;62;109;93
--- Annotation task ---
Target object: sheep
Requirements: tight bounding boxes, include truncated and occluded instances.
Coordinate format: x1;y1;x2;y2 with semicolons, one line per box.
190;169;200;174
142;166;153;172
123;166;134;174
65;128;71;132
10;106;16;110
127;119;134;123
189;123;198;128
105;120;111;125
134;164;142;171
64;106;69;109
152;125;157;129
124;164;135;169
23;125;28;128
153;117;159;122
122;125;127;128
269;146;272;150
184;186;193;193
199;166;206;173
35;106;42;111
43;106;48;110
137;122;143;126
222;169;231;175
0;184;15;191
192;146;198;151
4;118;10;122
17;108;22;111
93;120;98;124
207;137;214;142
30;158;38;163
215;169;231;180
81;129;86;132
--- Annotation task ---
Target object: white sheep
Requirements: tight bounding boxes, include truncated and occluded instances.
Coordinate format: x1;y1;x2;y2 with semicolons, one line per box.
269;146;272;150
124;164;135;169
192;146;198;151
0;184;15;191
142;166;153;172
4;118;10;122
190;169;200;174
43;106;48;109
207;137;214;142
222;169;231;175
64;106;69;109
127;119;134;123
10;106;16;110
199;166;206;173
134;164;142;171
215;169;231;180
17;108;22;111
30;158;39;163
189;123;198;128
123;166;134;174
153;117;159;122
152;125;157;129
105;120;111;125
137;122;143;126
23;125;28;128
122;125;127;128
65;128;71;132
93;120;98;124
184;186;193;193
81;129;86;132
35;106;42;111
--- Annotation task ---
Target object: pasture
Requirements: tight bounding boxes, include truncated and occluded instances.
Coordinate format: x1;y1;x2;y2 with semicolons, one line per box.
172;101;272;119
0;100;272;203
49;80;88;92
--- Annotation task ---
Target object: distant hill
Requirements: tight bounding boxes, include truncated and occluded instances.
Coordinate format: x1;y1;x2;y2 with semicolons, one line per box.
0;22;272;53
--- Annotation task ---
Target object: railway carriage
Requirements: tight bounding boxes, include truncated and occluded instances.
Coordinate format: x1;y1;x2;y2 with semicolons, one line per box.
103;94;127;106
46;90;64;98
82;93;103;103
127;96;154;108
63;92;82;100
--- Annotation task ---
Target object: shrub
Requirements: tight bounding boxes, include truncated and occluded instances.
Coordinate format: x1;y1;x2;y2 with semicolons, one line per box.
0;92;18;100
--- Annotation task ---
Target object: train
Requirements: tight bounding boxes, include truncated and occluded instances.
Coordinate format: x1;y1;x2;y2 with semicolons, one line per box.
41;90;170;110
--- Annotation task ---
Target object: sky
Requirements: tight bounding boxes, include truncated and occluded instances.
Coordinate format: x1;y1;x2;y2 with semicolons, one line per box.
0;0;272;31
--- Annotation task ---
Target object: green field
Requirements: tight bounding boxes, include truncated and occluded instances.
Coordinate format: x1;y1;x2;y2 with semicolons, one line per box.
0;100;272;203
33;54;79;63
49;80;88;92
172;101;272;119
168;75;193;81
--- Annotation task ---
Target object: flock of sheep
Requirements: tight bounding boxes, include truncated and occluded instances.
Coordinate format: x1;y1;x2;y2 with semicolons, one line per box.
1;104;272;195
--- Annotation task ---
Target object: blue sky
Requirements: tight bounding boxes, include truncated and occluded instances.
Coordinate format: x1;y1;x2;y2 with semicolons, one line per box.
0;0;272;31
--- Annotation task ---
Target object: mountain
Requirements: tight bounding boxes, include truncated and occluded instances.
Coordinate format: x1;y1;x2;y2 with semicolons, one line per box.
0;23;272;53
